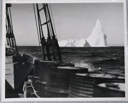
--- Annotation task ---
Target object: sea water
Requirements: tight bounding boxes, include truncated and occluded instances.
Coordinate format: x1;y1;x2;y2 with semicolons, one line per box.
18;46;125;76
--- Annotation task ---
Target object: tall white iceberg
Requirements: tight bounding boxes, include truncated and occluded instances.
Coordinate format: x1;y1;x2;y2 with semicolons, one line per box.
87;19;107;47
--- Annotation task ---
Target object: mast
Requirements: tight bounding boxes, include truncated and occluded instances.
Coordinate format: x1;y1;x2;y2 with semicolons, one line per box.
33;3;62;62
6;4;18;53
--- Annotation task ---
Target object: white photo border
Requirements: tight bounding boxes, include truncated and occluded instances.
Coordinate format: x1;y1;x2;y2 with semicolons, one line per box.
1;0;128;101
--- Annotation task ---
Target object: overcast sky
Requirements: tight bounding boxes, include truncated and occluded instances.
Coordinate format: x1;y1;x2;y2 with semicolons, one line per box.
10;3;124;46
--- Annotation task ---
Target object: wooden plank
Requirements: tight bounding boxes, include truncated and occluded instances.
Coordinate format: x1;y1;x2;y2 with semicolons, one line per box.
5;61;14;89
6;56;13;64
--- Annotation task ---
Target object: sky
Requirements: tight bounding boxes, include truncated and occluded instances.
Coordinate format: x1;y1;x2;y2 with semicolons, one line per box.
10;3;124;46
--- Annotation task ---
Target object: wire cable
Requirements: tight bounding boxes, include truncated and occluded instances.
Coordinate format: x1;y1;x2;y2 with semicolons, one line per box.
49;4;58;39
33;4;40;47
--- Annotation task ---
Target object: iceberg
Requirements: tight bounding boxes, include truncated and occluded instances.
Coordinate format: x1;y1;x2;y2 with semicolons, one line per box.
87;19;107;47
59;39;87;47
59;19;107;47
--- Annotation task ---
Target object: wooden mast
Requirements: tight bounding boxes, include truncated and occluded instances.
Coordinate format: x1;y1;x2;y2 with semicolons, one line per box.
33;3;62;62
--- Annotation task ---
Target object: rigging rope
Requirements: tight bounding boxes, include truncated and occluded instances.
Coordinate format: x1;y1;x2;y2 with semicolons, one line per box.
49;4;58;39
6;5;18;53
33;4;42;52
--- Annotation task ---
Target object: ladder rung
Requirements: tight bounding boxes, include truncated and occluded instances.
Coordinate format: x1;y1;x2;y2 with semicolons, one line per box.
41;20;50;26
39;7;44;11
39;5;46;11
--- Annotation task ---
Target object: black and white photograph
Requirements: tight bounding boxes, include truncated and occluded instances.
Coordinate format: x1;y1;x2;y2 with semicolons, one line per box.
3;0;127;101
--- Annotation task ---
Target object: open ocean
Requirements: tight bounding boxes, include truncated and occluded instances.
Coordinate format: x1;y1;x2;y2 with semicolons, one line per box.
18;46;125;77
